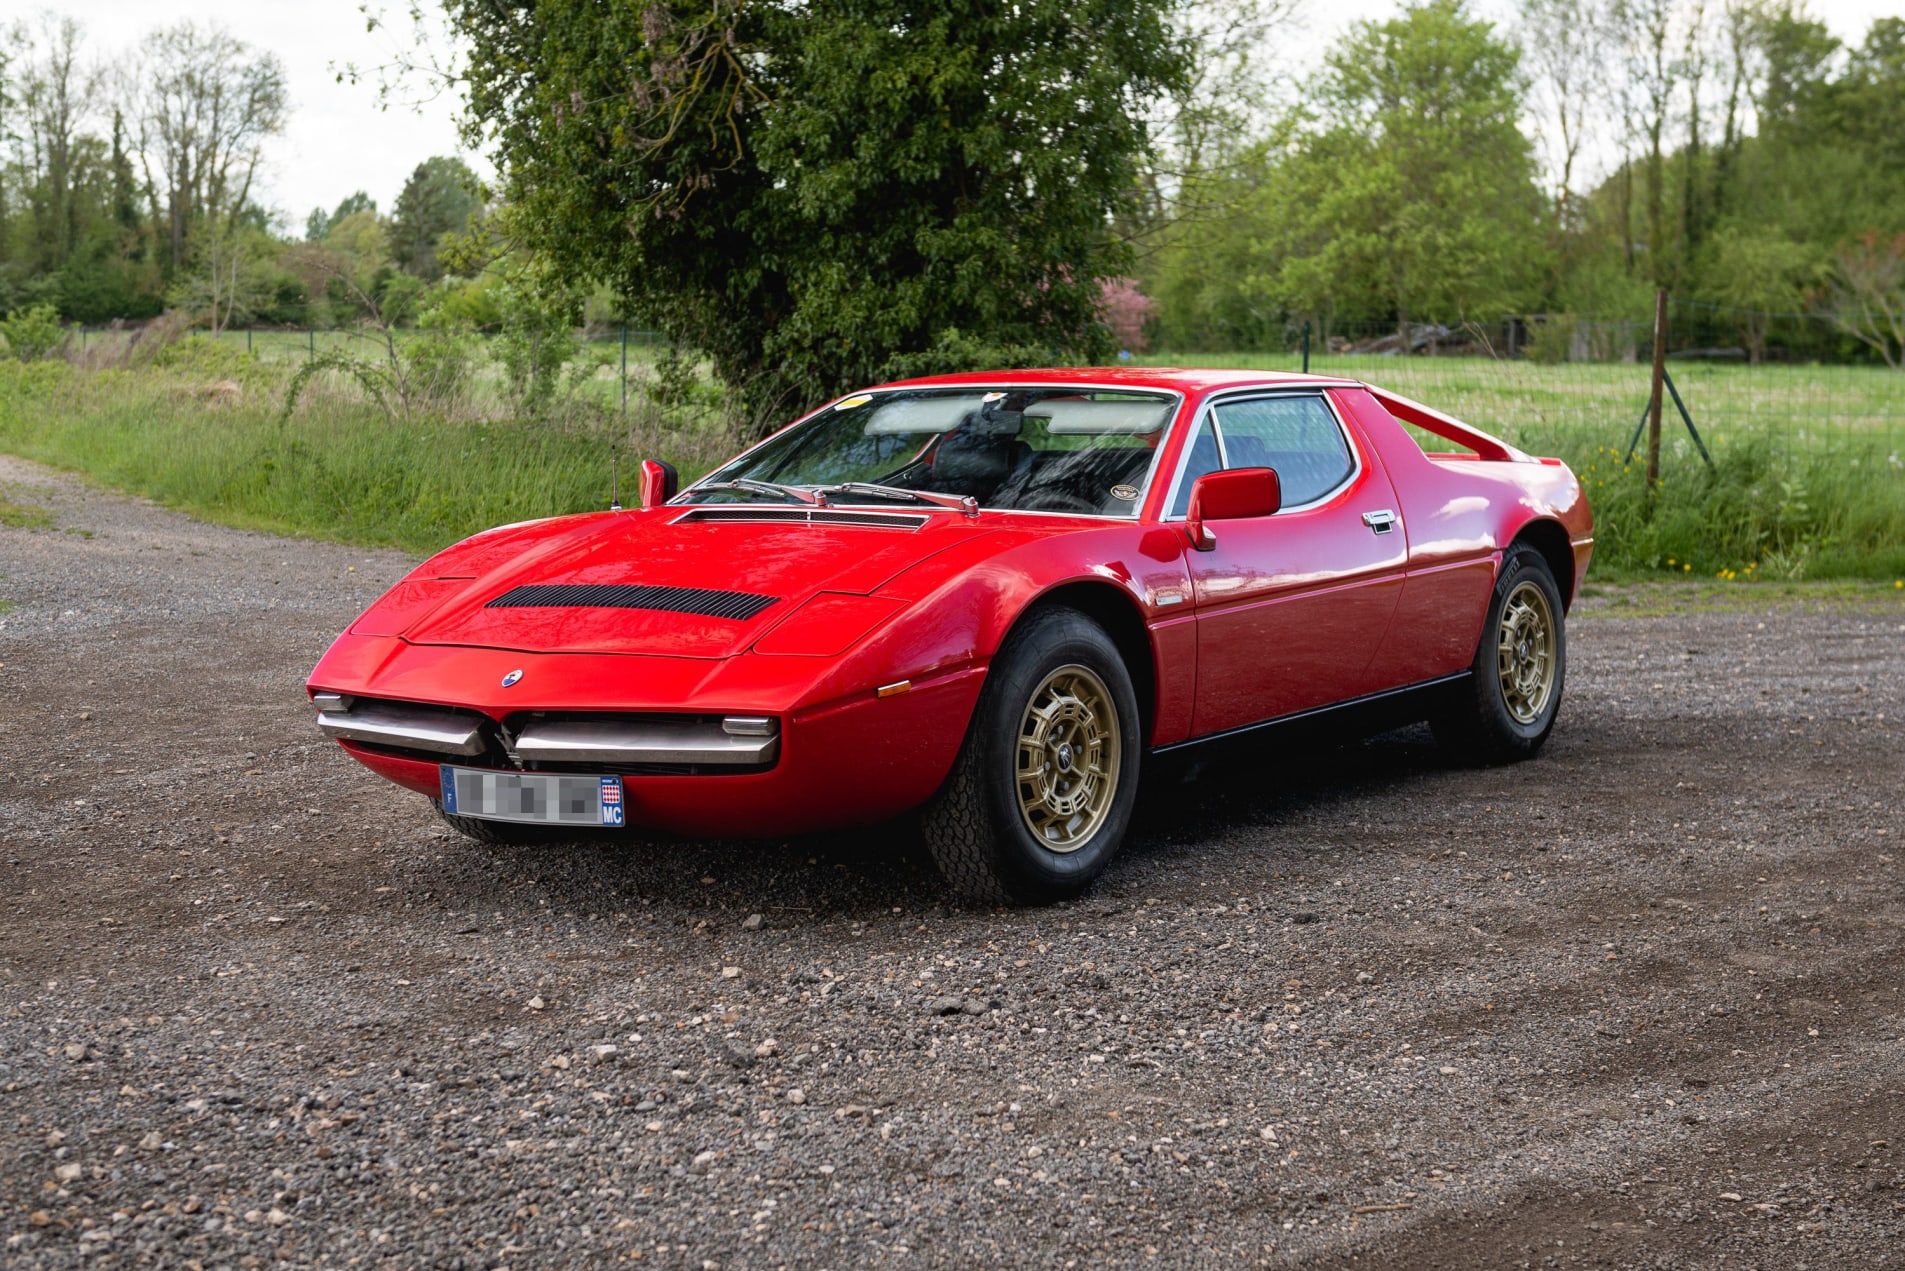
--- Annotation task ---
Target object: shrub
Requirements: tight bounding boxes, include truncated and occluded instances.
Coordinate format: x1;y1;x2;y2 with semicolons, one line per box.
406;326;480;407
151;334;260;382
0;305;66;361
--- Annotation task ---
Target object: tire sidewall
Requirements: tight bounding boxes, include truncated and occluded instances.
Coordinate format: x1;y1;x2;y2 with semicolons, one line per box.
1476;549;1567;752
973;609;1142;898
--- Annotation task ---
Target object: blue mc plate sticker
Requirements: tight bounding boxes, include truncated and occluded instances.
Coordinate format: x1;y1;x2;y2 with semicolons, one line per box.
599;776;624;826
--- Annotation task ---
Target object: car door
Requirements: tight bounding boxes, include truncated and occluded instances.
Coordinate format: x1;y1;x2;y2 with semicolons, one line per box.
1166;391;1408;738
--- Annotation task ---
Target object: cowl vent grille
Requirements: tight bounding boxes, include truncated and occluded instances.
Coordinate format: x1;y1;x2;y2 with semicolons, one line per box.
485;583;780;621
673;506;929;530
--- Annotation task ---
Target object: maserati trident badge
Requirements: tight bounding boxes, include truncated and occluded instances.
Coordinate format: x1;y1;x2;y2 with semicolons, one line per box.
501;669;524;688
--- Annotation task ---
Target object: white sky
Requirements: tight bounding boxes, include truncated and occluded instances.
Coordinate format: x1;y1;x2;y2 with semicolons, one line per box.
48;0;486;229
41;0;1904;227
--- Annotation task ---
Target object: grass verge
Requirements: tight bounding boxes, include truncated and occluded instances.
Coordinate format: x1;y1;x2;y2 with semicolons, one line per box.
0;359;734;556
2;354;1902;584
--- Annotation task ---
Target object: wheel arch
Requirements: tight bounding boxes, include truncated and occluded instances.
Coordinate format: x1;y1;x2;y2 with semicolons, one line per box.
1016;579;1158;746
1510;518;1577;611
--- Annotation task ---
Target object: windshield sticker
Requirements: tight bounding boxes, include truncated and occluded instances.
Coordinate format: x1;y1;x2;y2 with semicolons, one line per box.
835;395;873;410
982;392;1006;403
1110;484;1140;501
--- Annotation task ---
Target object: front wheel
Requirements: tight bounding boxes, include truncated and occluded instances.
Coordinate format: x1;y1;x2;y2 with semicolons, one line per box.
922;607;1142;904
1431;544;1567;764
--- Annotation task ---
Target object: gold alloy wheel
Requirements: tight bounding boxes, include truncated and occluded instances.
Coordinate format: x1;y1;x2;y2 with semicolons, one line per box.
1496;580;1558;725
1014;664;1121;853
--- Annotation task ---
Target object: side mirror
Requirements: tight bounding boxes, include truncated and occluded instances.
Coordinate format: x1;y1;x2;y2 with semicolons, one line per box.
639;459;679;509
1186;467;1280;551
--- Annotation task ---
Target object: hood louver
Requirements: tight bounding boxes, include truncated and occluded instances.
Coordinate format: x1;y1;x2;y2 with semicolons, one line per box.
485;583;780;622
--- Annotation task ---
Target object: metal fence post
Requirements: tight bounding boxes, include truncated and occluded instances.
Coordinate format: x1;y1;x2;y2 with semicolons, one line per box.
308;328;315;360
1645;289;1668;491
1302;321;1311;375
621;325;628;421
247;329;253;355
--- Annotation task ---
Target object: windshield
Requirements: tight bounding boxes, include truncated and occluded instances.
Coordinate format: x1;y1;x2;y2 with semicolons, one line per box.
683;387;1180;516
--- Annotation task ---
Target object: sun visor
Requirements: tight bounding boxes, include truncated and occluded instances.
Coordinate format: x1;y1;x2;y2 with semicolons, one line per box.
862;395;991;435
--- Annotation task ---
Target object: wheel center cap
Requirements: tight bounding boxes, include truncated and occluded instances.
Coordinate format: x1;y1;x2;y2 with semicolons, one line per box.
1055;742;1075;771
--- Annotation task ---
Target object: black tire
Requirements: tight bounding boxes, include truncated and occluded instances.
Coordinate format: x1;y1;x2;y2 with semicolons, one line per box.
921;607;1143;905
1431;544;1567;764
435;802;569;846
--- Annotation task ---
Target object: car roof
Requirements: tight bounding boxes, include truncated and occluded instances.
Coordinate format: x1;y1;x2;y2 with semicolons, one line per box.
871;367;1361;394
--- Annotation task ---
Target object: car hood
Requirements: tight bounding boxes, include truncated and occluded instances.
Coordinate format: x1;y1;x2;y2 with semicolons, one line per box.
388;509;1002;658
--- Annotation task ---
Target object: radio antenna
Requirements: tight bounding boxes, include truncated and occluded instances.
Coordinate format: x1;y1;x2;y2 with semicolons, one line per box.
609;446;621;511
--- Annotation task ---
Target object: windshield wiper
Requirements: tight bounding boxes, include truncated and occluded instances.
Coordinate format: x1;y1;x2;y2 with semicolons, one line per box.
683;479;822;505
816;482;979;518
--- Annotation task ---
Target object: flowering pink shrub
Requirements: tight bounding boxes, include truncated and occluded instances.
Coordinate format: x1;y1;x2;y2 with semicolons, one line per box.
1098;277;1155;353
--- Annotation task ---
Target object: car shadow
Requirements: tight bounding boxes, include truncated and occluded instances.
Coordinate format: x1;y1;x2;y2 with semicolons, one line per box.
444;723;1461;921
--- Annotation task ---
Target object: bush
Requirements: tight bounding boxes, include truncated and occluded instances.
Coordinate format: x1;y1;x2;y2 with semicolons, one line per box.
494;281;580;416
1566;435;1905;579
406;325;480;407
151;334;260;382
1524;315;1577;365
0;305;66;360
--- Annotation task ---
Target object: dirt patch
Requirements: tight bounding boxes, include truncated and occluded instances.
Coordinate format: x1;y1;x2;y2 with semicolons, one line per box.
2;453;1901;1267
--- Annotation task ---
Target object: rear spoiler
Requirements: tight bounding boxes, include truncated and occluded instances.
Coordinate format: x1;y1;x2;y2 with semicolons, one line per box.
1366;387;1532;463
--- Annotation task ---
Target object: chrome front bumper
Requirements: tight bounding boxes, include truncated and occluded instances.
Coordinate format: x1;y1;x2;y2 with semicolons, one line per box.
317;701;485;755
512;717;778;766
314;694;779;767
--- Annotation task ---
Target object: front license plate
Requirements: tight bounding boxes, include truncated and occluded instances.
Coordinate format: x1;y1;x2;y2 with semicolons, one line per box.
440;766;625;827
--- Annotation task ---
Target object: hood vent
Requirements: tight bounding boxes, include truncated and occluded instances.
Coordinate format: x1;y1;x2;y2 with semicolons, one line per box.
485;583;780;621
673;506;930;530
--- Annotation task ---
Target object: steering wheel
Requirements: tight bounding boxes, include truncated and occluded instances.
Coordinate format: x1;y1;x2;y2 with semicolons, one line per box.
1014;487;1104;514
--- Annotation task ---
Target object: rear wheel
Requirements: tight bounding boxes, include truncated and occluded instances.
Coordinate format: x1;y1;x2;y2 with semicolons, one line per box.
435;802;568;846
922;607;1142;904
1431;544;1566;763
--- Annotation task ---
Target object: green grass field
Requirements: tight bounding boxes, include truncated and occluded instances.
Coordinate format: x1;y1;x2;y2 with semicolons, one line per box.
0;352;734;554
1139;351;1905;455
2;346;1902;581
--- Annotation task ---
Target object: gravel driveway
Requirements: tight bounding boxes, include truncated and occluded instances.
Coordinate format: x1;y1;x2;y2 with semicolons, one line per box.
2;453;1901;1268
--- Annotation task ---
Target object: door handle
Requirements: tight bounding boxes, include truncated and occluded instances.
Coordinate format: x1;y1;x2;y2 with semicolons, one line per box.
1362;509;1398;534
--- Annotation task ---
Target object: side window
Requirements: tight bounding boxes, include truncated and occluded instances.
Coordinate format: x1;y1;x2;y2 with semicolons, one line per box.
1209;395;1354;507
1168;393;1355;517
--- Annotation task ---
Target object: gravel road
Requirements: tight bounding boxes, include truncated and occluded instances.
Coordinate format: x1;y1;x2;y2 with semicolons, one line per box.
2;453;1902;1269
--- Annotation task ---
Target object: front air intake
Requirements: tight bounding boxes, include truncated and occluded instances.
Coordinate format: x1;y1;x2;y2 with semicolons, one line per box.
485;583;780;621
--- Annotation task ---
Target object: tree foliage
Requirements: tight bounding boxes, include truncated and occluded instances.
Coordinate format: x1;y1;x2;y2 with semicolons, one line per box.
131;23;288;273
1266;0;1545;331
390;156;480;282
449;0;1187;421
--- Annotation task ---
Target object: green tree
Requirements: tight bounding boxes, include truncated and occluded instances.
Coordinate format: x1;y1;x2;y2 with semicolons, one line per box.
166;219;282;334
390;155;479;282
308;190;378;243
1126;0;1300;351
1255;0;1546;334
1829;230;1905;369
131;23;287;275
1703;226;1820;362
450;0;1187;424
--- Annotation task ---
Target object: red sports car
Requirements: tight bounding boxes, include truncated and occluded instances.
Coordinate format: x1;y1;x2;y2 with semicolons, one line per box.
309;368;1591;902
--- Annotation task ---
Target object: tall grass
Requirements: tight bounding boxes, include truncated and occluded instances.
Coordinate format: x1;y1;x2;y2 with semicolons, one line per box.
2;350;1901;580
0;357;736;556
1562;437;1905;580
1145;349;1905;581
